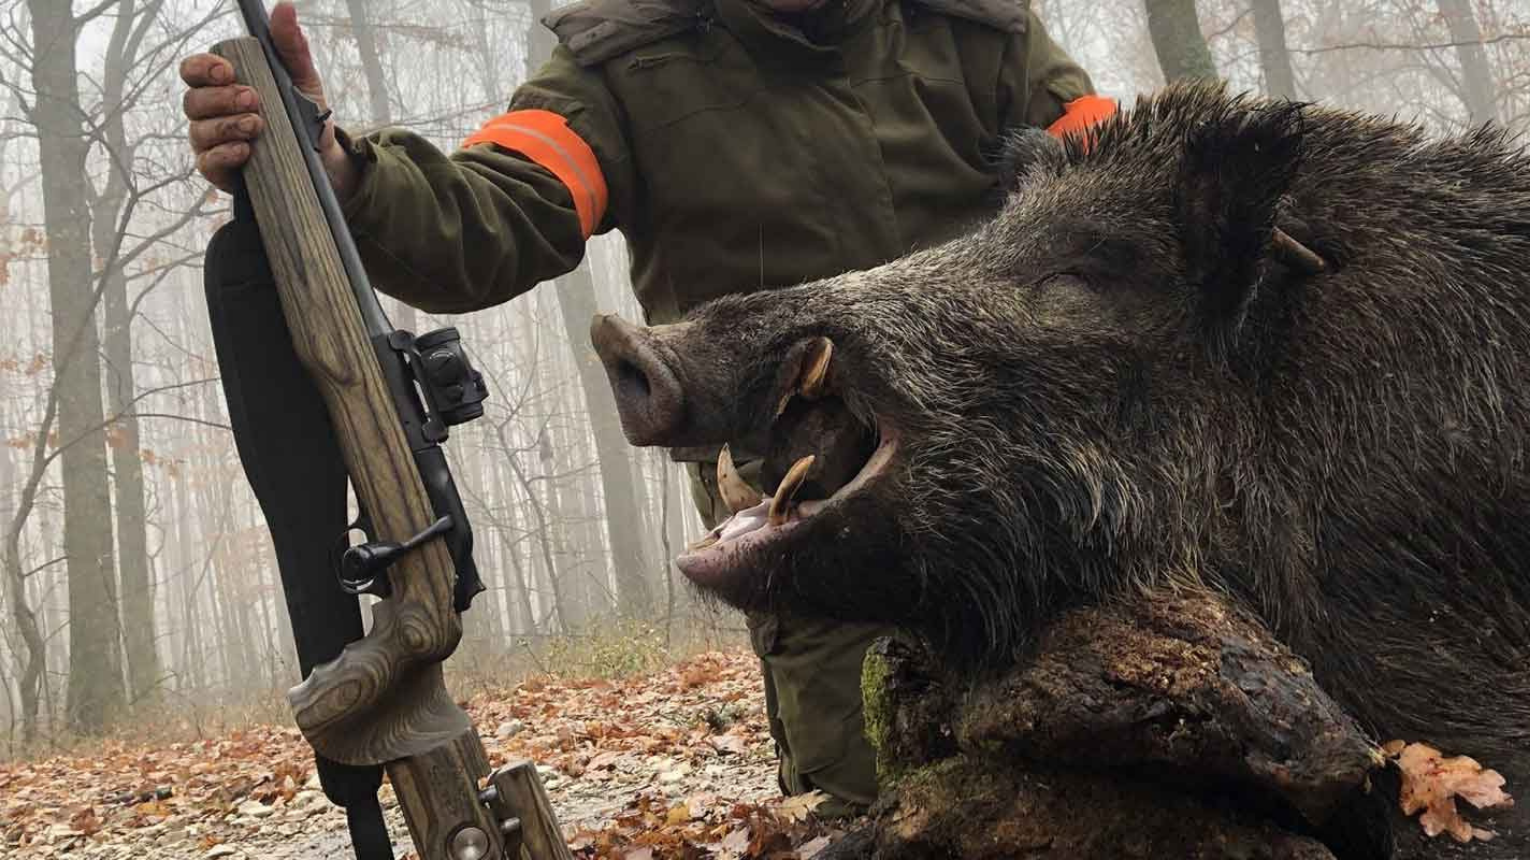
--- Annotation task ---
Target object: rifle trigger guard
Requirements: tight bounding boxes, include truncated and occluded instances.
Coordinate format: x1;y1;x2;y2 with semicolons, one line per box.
337;515;454;598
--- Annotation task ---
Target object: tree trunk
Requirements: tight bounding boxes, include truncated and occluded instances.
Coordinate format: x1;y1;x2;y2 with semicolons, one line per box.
491;448;537;635
1250;0;1298;99
537;422;586;627
340;0;417;332
10;216;56;734
343;0;392;128
1437;0;1497;126
1144;0;1219;82
265;533;300;685
659;456;676;646
526;0;559;70
0;425;44;744
512;436;569;632
28;0;126;734
95;0;161;707
555;268;653;617
198;393;252;692
172;471;205;693
454;428;502;652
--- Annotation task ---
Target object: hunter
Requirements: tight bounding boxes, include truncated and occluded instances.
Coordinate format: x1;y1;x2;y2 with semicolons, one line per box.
179;0;1112;818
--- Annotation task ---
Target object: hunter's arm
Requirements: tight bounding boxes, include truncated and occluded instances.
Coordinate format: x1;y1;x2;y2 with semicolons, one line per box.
338;48;631;314
1000;8;1106;131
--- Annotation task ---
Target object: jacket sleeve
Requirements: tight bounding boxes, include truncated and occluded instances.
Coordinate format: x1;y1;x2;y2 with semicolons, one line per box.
338;47;633;314
999;8;1103;132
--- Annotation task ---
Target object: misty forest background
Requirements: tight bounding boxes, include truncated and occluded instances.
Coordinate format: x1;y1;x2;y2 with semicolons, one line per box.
0;0;1520;753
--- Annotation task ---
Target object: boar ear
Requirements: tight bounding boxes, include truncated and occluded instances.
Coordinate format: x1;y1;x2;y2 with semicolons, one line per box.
997;126;1068;190
1175;101;1307;321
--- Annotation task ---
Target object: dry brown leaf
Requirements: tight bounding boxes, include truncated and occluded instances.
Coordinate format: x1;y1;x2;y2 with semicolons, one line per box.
777;790;830;823
711;734;749;756
719;827;752;853
799;835;833;858
67;805;101;836
1387;740;1515;842
665;802;692;826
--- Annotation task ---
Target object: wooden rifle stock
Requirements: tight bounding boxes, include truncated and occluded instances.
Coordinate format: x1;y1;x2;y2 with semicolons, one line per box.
211;35;570;860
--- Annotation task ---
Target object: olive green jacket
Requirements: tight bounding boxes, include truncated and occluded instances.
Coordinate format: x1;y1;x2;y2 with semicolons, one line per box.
338;0;1095;326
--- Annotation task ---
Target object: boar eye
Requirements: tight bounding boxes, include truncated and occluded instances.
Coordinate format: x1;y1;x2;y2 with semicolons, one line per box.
1034;271;1089;292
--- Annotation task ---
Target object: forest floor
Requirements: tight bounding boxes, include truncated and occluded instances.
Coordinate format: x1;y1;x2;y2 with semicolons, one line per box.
0;651;853;859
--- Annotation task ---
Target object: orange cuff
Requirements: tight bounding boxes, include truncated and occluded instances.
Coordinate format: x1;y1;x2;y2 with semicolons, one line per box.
463;109;609;238
1047;95;1118;147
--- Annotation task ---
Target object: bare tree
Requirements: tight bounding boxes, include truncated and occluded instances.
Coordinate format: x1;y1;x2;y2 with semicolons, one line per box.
1437;0;1499;124
552;269;653;616
25;0;127;734
91;0;167;706
338;0;417;332
1251;0;1298;97
1145;0;1220;81
342;0;392;129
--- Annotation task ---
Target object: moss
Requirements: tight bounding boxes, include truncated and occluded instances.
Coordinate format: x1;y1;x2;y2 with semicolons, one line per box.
860;645;904;782
897;755;977;792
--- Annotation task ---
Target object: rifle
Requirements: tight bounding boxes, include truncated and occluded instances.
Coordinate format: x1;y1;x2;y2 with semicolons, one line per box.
204;3;572;858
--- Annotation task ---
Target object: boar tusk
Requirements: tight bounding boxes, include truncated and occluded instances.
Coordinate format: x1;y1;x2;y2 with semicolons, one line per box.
776;337;836;416
800;338;834;400
717;444;764;514
768;455;816;526
1271;228;1326;275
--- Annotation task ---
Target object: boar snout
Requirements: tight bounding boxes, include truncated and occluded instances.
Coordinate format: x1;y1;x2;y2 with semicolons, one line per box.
590;314;686;446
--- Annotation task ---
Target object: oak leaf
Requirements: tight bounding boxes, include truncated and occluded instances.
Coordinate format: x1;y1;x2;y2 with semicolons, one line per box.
1387;740;1514;842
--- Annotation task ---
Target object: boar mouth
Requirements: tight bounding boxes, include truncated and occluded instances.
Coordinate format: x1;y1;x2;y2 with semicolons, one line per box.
677;361;893;587
676;432;896;586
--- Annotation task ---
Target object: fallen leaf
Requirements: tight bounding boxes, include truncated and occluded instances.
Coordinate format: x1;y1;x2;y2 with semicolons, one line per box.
1388;740;1515;843
68;805;101;836
711;734;749;756
719;826;751;852
665;802;691;825
800;835;833;858
778;790;830;823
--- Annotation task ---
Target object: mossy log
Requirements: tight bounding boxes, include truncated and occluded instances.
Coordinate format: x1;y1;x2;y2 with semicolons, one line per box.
852;590;1390;860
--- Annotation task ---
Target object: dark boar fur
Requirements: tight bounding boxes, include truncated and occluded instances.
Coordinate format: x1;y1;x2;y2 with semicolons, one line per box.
595;82;1530;831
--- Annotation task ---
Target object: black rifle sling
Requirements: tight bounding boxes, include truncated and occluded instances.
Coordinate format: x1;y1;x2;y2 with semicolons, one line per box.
204;190;393;860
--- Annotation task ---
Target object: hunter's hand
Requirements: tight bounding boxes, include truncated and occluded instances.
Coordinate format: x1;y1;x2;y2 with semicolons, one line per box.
179;2;358;198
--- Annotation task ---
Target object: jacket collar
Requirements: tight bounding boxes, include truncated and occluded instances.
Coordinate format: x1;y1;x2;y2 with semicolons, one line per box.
712;0;878;63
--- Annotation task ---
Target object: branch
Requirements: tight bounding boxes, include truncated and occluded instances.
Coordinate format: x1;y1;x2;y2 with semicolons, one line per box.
129;413;231;432
127;252;202;319
73;0;123;31
1204;7;1253;43
19;556;66;581
22;379;224;481
1294;32;1530;57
